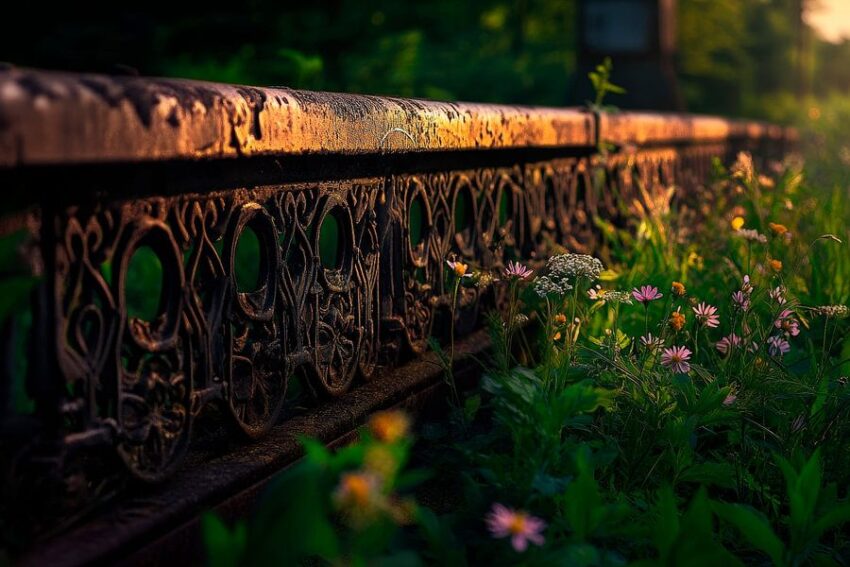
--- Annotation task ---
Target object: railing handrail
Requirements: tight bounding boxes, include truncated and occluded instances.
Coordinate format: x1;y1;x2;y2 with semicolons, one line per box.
0;68;794;168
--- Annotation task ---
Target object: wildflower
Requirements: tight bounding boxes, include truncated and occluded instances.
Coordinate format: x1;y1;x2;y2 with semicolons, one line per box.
769;259;783;272
533;275;572;298
446;259;471;278
769;286;787;305
512;313;529;326
640;333;665;351
767;335;791;356
485;503;546;552
741;275;754;295
472;271;497;288
737;229;768;243
587;285;605;300
759;175;775;188
669;307;686;331
723;393;738;406
687;252;705;270
504;260;533;280
364;445;400;479
731;151;755;183
553;332;562;342
547;253;604;281
731;216;746;231
716;334;742;355
661;345;692;374
774;309;800;337
671;281;686;296
768;222;788;236
632;285;663;304
553;313;567;326
815;305;849;318
693;302;720;328
731;291;751;312
334;471;381;510
368;410;410;443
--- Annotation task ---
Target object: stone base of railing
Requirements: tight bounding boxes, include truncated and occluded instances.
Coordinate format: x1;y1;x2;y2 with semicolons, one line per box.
15;329;488;567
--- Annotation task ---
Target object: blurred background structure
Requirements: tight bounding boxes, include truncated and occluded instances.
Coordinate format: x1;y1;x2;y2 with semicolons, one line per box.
1;0;849;122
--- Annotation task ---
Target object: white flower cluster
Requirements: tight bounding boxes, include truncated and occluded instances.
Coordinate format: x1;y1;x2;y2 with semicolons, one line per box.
737;228;767;243
602;290;633;304
534;253;604;299
816;305;849;318
533;275;573;298
546;254;604;281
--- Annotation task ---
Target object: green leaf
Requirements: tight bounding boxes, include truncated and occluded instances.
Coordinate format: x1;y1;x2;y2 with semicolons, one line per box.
653;487;680;560
463;393;481;423
202;514;246;567
713;502;785;566
563;454;603;540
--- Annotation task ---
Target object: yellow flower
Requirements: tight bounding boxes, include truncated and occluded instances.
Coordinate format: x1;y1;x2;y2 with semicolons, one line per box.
731;216;746;231
669;308;686;332
769;259;783;272
553;332;562;341
453;262;468;277
759;175;775;189
768;222;788;236
368;410;410;443
671;281;686;296
687;251;704;271
553;313;567;326
334;472;379;509
364;445;399;479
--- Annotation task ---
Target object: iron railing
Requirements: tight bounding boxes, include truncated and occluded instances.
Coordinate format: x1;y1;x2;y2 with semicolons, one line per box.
0;68;795;541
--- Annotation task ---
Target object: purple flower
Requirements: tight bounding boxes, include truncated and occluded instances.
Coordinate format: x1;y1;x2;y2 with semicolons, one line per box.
504;260;533;280
661;345;692;374
632;285;663;304
774;309;800;337
693;302;720;328
767;335;791;356
731;291;751;311
485;503;546;552
723;393;738;406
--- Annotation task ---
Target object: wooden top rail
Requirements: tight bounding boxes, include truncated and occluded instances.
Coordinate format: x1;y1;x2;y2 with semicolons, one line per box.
0;68;793;168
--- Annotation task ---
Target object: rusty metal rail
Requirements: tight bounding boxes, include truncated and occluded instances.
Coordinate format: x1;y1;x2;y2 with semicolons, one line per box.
0;68;794;559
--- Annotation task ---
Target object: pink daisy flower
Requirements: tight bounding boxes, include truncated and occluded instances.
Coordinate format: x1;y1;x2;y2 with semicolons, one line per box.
774;309;800;337
767;335;791;356
632;285;663;304
693;302;720;328
716;333;742;355
504;260;533;280
640;333;665;351
485;503;546;552
661;345;692;374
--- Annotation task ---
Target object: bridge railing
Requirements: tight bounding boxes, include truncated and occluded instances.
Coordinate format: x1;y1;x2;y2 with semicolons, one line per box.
0;68;794;541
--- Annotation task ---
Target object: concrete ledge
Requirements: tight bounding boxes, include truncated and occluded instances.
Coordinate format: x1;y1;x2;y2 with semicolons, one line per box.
0;69;595;166
599;111;796;147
